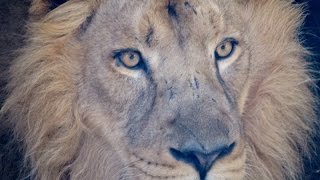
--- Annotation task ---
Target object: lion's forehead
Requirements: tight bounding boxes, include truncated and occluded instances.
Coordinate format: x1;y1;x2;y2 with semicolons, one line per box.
98;0;224;41
90;0;227;70
143;1;223;42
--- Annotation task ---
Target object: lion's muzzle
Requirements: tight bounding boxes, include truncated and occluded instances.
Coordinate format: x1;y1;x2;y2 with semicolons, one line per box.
169;142;236;180
162;74;241;180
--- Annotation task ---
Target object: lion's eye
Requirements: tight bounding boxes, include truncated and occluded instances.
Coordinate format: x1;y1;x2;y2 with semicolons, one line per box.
122;51;140;68
113;49;144;69
214;38;238;61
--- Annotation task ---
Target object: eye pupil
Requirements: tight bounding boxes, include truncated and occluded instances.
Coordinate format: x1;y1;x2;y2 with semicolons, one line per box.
129;53;135;60
113;49;144;69
214;38;238;61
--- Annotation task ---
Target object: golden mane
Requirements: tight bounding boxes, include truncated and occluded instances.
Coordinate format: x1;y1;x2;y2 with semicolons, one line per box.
1;1;94;178
0;0;317;179
239;1;317;179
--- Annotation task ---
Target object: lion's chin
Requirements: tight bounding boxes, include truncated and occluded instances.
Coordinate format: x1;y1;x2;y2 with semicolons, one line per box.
124;152;245;180
124;167;245;180
127;167;198;180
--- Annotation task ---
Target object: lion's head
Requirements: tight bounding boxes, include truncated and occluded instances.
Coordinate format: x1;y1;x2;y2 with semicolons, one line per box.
1;0;317;180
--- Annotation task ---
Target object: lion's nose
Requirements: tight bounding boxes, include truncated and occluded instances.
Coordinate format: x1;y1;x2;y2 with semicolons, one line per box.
169;142;235;179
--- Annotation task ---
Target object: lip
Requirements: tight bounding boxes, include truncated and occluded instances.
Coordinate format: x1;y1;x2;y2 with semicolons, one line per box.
129;152;194;179
131;152;176;169
130;164;187;179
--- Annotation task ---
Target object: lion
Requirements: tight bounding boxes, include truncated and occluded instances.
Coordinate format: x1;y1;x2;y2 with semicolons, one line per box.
0;0;317;179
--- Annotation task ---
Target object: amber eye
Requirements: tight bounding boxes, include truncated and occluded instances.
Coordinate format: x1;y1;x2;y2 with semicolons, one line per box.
113;49;145;69
214;38;238;61
122;51;140;68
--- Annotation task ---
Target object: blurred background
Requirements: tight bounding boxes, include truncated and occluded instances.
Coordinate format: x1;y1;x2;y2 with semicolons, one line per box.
296;0;320;179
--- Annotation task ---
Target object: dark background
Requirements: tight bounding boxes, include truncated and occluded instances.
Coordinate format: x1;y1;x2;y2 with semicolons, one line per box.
0;0;319;179
297;0;320;179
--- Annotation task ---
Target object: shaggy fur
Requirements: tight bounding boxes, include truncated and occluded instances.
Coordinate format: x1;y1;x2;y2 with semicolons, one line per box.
0;0;318;180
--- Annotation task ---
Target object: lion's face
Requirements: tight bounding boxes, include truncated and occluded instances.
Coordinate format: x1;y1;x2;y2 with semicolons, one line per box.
1;0;315;179
78;1;248;179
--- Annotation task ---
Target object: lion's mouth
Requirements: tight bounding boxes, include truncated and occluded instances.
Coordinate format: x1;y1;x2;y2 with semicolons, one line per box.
131;153;175;169
129;153;192;179
131;164;187;179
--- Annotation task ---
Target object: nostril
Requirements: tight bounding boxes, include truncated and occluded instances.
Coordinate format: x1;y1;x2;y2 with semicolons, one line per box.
169;142;236;179
169;148;201;167
218;142;236;159
170;148;207;178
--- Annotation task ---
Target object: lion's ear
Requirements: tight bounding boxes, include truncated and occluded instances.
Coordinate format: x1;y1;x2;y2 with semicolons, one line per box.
29;0;68;20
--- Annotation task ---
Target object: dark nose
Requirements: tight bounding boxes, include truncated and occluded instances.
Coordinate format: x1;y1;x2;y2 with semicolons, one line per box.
169;142;235;180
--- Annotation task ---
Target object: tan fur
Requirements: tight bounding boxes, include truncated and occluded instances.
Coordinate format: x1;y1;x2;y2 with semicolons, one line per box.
0;0;317;180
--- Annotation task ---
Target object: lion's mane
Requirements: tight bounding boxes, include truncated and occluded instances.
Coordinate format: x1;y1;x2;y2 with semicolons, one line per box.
0;0;317;179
